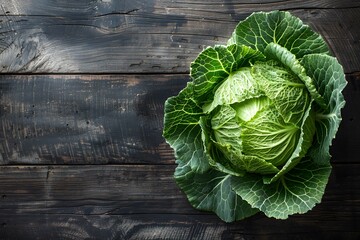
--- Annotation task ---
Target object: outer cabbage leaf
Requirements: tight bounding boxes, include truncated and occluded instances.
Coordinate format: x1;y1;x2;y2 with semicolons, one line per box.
190;44;265;103
228;11;330;58
175;160;259;222
301;54;347;164
203;67;263;113
263;101;316;184
264;43;326;109
163;83;209;173
200;116;245;176
232;158;331;219
211;105;242;149
252;59;311;125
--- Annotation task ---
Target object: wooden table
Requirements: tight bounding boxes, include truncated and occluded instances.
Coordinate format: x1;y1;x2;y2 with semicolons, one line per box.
0;1;359;239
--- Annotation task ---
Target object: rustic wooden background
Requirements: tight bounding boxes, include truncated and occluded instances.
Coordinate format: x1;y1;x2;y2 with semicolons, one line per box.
0;1;359;239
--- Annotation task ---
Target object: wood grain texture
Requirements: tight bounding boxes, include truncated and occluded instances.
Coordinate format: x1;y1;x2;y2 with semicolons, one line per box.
0;213;358;240
0;73;359;165
3;0;360;16
0;1;359;73
0;74;183;164
0;164;358;240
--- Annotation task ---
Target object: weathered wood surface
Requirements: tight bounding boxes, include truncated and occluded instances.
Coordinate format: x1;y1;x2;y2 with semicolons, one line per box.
0;1;359;73
0;164;358;239
0;1;359;239
0;213;358;240
0;74;181;164
0;73;359;165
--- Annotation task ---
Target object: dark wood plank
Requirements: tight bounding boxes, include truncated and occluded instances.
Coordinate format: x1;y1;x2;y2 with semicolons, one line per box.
0;213;359;240
0;74;358;165
0;3;359;73
0;164;358;240
0;74;183;165
331;73;360;163
0;165;189;215
0;164;357;215
4;0;360;16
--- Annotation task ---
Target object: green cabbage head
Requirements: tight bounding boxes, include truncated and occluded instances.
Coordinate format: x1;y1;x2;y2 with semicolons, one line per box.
163;10;346;222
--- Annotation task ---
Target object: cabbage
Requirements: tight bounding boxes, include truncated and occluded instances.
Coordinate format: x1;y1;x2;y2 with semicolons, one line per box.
163;10;346;222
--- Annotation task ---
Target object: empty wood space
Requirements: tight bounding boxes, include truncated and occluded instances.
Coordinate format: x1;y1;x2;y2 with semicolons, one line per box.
0;1;359;239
